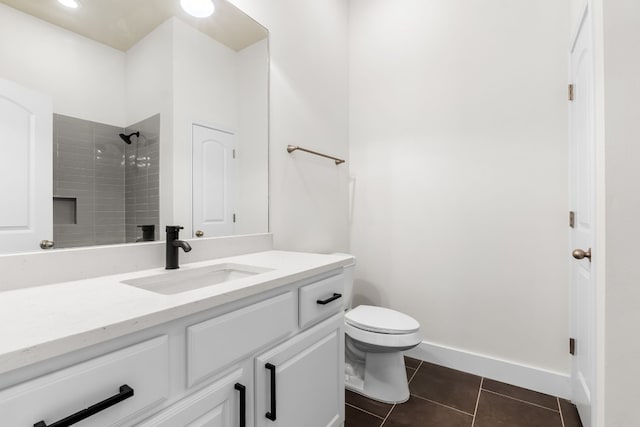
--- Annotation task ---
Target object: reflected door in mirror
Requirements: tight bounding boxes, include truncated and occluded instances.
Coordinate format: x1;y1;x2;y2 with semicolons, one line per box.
192;124;236;237
0;78;52;254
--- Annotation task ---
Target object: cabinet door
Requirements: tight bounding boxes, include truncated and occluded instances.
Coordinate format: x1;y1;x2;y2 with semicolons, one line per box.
137;368;248;427
255;313;344;427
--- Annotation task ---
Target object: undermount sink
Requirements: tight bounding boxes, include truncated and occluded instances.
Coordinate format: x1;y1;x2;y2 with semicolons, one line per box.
122;263;273;295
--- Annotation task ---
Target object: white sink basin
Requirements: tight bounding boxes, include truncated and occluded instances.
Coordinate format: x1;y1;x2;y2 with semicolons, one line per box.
122;263;272;295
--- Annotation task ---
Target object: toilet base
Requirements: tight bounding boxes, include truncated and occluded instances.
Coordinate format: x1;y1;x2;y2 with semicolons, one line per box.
345;351;410;404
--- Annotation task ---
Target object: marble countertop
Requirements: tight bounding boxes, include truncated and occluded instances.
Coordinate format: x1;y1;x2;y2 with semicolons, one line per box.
0;250;354;375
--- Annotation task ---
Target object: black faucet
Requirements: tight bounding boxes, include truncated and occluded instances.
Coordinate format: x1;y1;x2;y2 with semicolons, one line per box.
166;226;192;269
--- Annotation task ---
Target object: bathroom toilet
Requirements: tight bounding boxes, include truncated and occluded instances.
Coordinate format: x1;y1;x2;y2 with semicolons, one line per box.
342;263;422;404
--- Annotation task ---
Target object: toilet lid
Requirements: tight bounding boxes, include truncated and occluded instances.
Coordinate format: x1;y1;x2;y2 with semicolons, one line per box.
345;305;420;334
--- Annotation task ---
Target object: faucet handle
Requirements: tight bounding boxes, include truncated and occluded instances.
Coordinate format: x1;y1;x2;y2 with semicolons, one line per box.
166;225;184;232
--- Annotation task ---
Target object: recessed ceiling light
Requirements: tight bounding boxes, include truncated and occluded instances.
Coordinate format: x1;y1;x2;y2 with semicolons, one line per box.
57;0;79;8
180;0;215;18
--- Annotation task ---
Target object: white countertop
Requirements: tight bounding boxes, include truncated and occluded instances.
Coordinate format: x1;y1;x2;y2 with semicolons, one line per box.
0;250;354;375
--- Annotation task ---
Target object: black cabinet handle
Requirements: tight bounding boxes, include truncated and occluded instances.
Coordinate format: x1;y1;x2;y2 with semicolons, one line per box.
316;293;342;305
34;384;134;427
234;383;246;427
265;363;277;421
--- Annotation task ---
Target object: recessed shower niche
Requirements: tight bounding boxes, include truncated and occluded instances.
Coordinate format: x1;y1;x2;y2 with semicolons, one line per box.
52;114;160;248
53;197;77;225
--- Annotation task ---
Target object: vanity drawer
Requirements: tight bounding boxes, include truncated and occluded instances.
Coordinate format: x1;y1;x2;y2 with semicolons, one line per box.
0;336;169;427
187;291;296;387
299;273;345;329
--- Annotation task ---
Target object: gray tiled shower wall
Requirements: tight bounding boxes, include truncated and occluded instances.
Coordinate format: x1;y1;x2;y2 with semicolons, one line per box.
52;114;159;249
125;115;160;243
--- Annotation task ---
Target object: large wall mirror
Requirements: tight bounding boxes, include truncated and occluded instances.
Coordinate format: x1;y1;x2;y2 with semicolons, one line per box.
0;0;269;255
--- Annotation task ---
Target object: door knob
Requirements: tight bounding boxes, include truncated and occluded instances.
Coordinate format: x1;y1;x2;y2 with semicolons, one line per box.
572;248;591;261
40;240;55;249
195;230;204;238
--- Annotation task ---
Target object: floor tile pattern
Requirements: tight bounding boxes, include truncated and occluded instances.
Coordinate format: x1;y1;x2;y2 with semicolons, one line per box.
345;357;583;427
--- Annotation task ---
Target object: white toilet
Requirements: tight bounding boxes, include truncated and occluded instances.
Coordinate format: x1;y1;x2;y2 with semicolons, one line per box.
342;263;422;404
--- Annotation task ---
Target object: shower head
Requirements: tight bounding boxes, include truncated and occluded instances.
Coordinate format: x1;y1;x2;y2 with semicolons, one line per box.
119;131;140;144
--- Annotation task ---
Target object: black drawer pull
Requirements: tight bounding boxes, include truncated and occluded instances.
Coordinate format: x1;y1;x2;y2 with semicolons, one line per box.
316;293;342;305
265;363;277;421
34;384;134;427
234;383;246;427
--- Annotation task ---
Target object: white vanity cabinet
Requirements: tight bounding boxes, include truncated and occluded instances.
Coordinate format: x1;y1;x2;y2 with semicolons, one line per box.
0;336;170;427
255;313;344;427
0;268;347;427
251;273;346;427
187;292;297;387
137;367;248;427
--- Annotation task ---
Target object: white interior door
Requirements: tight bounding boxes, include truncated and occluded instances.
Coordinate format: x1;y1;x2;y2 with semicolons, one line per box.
0;78;52;254
569;6;595;427
192;124;235;238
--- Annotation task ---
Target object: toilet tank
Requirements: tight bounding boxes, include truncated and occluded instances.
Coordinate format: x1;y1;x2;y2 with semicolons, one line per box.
342;259;356;310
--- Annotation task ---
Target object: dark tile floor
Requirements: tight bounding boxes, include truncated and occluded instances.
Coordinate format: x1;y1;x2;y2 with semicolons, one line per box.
345;357;583;427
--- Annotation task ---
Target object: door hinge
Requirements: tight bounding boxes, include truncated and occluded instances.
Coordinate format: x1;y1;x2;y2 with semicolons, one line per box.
568;84;575;101
570;338;576;355
569;211;576;228
233;213;236;223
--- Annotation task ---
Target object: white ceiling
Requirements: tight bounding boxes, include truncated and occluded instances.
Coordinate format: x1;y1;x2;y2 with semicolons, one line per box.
0;0;267;52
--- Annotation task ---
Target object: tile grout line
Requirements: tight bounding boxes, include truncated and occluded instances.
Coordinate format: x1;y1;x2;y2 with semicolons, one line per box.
407;368;418;383
410;393;475;417
558;397;566;427
407;359;422;383
381;358;420;426
379;403;396;427
345;402;385;420
481;389;561;413
408;359;477;417
471;377;484;427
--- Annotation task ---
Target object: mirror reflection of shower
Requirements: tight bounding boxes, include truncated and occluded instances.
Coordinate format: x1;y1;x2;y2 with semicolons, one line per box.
51;114;160;248
124;115;160;243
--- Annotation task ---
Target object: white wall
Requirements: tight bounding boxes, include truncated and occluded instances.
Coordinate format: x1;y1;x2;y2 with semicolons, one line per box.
228;0;350;253
171;18;239;233
170;19;270;238
0;4;126;127
601;1;640;424
125;20;175;233
126;18;269;237
236;39;269;235
349;0;570;375
125;20;173;128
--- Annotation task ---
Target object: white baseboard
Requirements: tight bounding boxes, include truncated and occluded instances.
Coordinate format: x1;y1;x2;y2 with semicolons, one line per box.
405;340;571;400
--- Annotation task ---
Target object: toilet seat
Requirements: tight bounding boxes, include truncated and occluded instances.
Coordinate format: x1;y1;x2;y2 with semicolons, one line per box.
345;323;422;350
345;305;422;350
345;305;420;334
